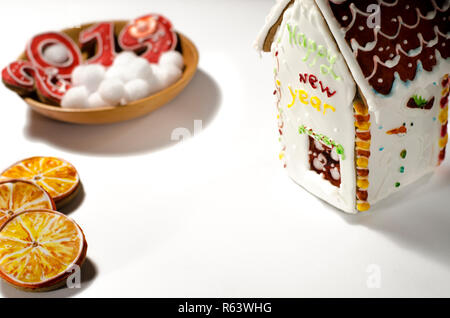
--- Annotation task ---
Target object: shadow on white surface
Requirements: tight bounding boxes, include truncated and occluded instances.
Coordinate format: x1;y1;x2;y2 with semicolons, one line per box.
24;69;221;156
0;257;98;298
336;166;450;268
59;182;85;215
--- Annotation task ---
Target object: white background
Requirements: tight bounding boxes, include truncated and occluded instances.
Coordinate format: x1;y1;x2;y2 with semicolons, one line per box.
0;0;449;297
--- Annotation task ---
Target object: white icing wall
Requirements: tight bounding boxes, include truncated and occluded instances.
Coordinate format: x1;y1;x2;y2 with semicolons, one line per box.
316;0;450;206
272;0;357;213
367;61;448;204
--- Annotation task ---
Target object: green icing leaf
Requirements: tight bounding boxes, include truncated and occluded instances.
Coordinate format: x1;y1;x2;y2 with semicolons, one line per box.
297;125;346;160
412;95;428;107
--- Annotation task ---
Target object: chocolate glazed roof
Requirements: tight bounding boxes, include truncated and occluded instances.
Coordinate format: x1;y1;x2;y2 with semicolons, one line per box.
329;0;449;95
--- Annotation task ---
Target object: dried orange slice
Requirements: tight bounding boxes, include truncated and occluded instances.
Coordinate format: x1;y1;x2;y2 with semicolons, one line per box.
1;157;80;207
0;180;55;228
0;209;87;291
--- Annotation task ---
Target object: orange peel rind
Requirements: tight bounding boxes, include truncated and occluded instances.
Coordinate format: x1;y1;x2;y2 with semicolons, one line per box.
1;157;80;207
0;209;87;291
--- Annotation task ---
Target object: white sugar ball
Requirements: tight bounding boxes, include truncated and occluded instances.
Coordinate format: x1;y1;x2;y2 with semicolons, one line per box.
98;78;125;105
71;64;105;92
61;86;89;108
113;51;137;66
81;64;105;92
43;43;69;65
71;65;87;86
153;64;182;89
159;51;184;70
124;79;151;102
105;65;127;83
123;57;153;82
87;92;109;108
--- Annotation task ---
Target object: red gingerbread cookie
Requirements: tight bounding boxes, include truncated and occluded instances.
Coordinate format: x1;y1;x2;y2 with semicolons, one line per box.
79;22;116;67
2;32;82;104
118;14;177;63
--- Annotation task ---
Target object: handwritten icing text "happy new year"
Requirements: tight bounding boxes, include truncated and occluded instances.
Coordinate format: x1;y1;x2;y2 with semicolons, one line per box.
287;23;341;81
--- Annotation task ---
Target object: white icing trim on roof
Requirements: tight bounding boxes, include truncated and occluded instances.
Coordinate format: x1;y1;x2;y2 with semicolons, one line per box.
254;0;293;51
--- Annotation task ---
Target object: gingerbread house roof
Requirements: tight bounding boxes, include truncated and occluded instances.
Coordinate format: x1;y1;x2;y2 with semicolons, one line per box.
256;0;450;96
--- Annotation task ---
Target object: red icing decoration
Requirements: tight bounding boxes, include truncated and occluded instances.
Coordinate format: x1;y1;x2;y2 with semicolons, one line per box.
34;67;70;103
79;22;116;67
26;32;82;79
1;60;70;104
308;135;341;188
298;73;337;98
442;123;448;138
2;60;35;92
118;14;177;63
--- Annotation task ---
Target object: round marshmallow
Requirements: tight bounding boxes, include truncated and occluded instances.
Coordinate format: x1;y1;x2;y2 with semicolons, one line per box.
71;65;87;87
122;57;154;82
113;51;137;67
43;43;70;65
124;79;151;102
82;64;105;92
88;92;109;108
153;64;182;89
61;86;89;108
159;51;184;70
98;78;125;105
71;64;105;93
105;65;128;83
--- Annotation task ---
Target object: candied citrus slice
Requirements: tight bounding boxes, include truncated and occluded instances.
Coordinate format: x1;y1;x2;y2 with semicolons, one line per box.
0;180;55;228
0;209;87;291
1;157;80;206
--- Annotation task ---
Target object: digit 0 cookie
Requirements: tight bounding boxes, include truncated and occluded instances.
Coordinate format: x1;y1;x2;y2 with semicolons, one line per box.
0;209;87;291
0;179;55;227
1;157;81;208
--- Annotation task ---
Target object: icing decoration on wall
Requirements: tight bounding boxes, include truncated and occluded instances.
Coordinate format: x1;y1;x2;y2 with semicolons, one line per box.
406;95;435;110
79;22;116;67
394;147;408;189
353;99;371;212
308;135;341;187
298;73;337;98
386;123;407;136
288;86;336;115
274;49;287;168
298;125;345;160
287;23;341;81
438;73;449;165
328;0;449;95
118;14;177;63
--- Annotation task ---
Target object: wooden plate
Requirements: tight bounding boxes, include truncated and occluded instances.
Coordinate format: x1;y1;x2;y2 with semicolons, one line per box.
18;21;199;124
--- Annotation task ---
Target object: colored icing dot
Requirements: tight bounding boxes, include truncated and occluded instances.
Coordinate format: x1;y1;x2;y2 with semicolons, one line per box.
433;117;437;121
379;147;384;151
433;82;437;86
395;182;401;188
400;149;407;159
378;126;383;129
400;166;405;173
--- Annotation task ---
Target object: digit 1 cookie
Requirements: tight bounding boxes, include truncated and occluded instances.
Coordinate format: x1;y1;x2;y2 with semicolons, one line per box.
1;157;81;208
79;22;116;67
118;14;177;63
0;209;87;292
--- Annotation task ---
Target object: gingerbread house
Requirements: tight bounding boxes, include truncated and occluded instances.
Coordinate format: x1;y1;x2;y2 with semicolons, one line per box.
255;0;449;213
